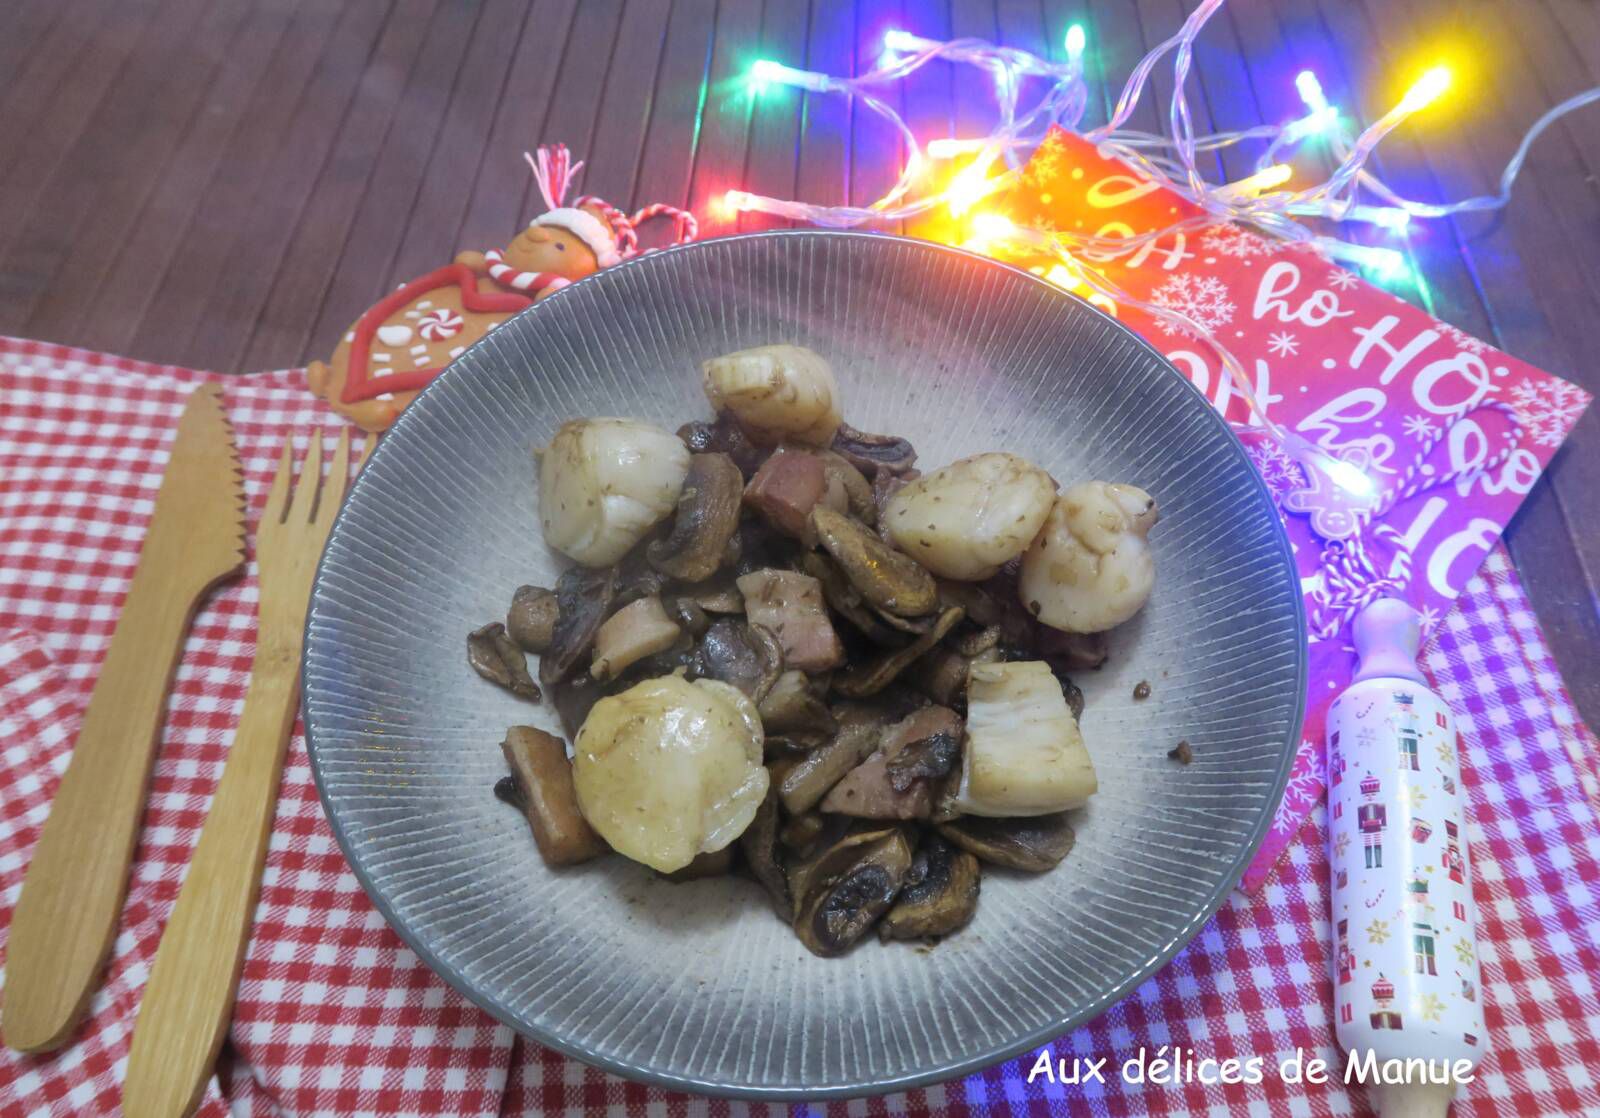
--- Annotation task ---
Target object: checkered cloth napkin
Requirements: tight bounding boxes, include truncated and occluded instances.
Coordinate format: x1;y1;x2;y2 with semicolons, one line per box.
2;336;1598;1117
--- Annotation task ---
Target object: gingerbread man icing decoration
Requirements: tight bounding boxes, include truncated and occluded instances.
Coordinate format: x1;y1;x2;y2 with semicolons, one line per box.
307;144;697;432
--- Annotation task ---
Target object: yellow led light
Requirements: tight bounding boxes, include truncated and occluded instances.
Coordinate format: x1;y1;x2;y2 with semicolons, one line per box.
1225;163;1293;195
1398;66;1451;115
946;159;1002;217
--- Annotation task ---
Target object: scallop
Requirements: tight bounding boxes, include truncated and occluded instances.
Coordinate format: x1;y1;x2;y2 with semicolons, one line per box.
1018;481;1158;633
572;675;769;873
883;452;1057;580
701;345;842;446
538;418;691;567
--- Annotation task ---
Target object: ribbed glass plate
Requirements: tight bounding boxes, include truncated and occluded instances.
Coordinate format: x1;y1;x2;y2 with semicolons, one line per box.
303;230;1306;1099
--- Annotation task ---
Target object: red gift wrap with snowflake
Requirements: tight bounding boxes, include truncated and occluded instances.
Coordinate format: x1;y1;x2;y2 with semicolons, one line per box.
1001;126;1591;888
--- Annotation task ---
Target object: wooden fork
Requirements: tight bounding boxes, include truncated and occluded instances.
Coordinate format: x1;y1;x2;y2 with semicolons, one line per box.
122;429;352;1118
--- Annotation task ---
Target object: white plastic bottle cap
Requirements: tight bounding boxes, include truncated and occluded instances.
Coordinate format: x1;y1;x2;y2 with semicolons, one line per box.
1352;597;1425;685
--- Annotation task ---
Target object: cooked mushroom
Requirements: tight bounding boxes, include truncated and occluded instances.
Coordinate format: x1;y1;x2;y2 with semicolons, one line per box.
736;569;845;672
812;448;876;526
739;787;791;918
499;726;607;865
1036;625;1108;671
572;675;769;873
830;421;918;476
678;576;745;615
777;705;888;815
687;619;784;703
547;671;605;739
780;811;831;853
937;812;1076;872
1018;482;1158;633
789;825;914;956
647;452;744;581
911;643;1001;708
702;345;842;447
879;835;980;940
591;596;682;682
758;669;837;736
833;607;964;698
799;552;899;643
954;660;1097;816
883;453;1057;580
538;418;691;567
811;506;938;618
940;577;1037;647
506;585;560;653
820;705;961;819
663;595;711;637
538;565;617;688
468;623;541;702
949;624;1003;658
677;412;768;476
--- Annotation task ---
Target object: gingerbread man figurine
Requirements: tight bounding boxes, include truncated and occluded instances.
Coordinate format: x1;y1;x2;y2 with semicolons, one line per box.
308;145;695;432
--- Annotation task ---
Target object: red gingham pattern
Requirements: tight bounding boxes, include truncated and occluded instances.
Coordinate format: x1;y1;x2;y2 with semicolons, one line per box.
1;336;1597;1116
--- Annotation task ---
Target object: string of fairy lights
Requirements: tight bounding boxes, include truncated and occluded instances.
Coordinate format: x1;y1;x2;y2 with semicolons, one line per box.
713;2;1599;640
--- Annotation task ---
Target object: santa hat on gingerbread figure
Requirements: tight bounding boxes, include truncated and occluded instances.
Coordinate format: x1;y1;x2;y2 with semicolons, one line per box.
482;145;695;296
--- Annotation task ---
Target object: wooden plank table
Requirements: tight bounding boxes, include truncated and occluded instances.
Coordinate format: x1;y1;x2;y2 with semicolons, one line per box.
1;0;1594;721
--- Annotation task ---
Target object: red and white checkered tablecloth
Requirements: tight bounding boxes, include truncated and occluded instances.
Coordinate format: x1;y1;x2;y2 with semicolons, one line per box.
1;335;1597;1117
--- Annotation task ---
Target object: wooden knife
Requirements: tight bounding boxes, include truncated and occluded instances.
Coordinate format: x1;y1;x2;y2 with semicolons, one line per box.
1;384;245;1054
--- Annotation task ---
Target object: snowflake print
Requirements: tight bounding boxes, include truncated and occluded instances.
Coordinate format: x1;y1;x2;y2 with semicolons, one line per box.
1418;604;1441;635
1455;937;1475;965
1367;918;1391;945
1025;131;1067;186
1245;439;1307;503
1436;738;1456;768
1402;414;1438;441
1149;273;1236;338
1328;267;1360;291
1203;223;1277;259
1507;377;1589;448
1267;331;1300;357
1435;320;1488;355
1399;784;1427;809
1334;830;1351;858
1418;993;1445;1023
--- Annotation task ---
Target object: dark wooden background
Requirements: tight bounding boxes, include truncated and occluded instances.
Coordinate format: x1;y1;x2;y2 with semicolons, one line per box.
1;0;1595;720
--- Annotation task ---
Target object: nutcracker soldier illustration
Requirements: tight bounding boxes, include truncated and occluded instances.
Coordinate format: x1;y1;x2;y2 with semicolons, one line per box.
1457;971;1477;1003
1444;819;1465;884
1359;773;1388;868
1336;919;1356;984
1407;876;1431;917
1330;731;1346;787
1394;691;1420;771
1370;974;1403;1030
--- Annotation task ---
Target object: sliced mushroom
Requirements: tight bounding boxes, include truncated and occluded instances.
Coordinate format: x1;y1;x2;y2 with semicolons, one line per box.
736;568;845;672
758;670;837;736
500;726;607;866
591;596;682;682
811;506;938;618
780;811;832;854
739;786;791;918
506;585;560;653
812;448;876;526
678;576;745;615
830;421;918;477
612;551;668;608
911;644;1000;708
937;812;1076;872
949;624;1003;658
777;707;887;815
833;607;964;698
879;835;979;941
538;564;617;688
678;413;768;476
789;825;914;956
687;619;784;703
647;452;744;582
799;551;899;644
468;623;541;702
547;671;605;739
885;707;964;792
1036;625;1109;671
940;577;1037;647
663;595;710;637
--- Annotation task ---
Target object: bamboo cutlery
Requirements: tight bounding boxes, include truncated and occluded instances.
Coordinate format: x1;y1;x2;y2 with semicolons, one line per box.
2;385;355;1118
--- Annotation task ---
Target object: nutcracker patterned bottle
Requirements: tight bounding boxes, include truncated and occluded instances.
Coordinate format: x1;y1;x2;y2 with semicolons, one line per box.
1328;599;1486;1118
